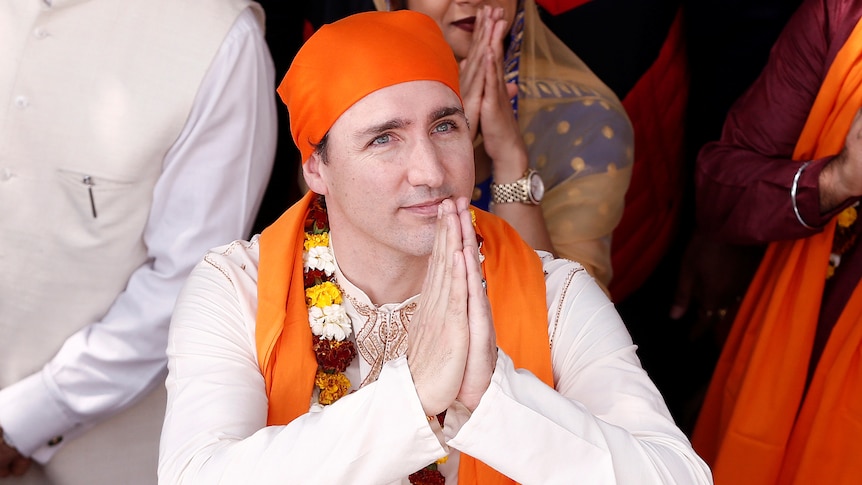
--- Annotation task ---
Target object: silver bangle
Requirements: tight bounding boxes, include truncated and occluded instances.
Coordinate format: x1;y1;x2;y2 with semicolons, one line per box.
791;160;816;229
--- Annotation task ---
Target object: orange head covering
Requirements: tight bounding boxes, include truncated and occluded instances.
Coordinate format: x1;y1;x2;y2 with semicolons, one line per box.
277;10;462;163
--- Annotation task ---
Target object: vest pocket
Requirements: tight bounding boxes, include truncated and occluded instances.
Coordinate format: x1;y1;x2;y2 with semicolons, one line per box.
56;168;148;251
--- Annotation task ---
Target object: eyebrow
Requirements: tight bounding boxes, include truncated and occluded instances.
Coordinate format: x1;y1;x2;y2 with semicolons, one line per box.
356;118;410;138
355;105;465;139
428;105;465;124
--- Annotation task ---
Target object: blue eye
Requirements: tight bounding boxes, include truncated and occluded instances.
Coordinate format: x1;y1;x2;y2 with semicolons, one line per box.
434;121;456;133
372;133;391;145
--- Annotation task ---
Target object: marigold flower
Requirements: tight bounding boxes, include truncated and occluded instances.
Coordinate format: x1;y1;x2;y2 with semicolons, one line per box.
304;232;330;251
837;206;857;228
306;281;342;308
315;370;351;405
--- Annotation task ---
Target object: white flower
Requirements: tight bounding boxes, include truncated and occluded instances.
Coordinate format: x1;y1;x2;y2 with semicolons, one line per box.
308;304;351;340
303;245;336;275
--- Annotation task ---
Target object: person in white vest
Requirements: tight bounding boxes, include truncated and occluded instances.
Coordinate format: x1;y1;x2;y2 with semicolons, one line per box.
0;0;276;483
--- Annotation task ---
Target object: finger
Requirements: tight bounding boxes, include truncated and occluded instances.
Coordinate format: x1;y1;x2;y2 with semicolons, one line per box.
10;457;30;476
455;197;478;252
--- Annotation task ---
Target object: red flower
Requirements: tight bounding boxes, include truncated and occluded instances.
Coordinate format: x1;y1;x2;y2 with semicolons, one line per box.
408;467;445;485
304;269;326;287
313;335;358;373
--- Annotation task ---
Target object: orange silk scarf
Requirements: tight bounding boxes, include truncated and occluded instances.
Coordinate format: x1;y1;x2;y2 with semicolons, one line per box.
692;16;862;485
256;191;554;484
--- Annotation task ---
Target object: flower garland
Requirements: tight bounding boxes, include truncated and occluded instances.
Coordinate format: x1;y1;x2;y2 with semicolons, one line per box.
827;202;859;279
304;195;470;485
304;196;356;405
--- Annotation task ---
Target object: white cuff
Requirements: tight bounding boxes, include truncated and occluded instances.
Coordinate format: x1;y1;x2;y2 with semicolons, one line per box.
0;372;79;460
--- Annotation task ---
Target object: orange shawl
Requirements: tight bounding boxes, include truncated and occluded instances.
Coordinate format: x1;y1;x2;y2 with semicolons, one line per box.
256;191;554;484
692;16;862;485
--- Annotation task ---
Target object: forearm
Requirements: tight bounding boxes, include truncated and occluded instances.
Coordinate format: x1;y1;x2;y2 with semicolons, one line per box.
162;345;442;484
490;150;554;252
160;260;444;484
448;352;712;484
0;266;176;459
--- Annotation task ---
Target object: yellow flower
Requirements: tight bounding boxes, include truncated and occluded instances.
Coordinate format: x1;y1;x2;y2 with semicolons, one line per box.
304;232;330;251
436;456;448;465
316;371;351;405
469;208;476;227
306;281;342;308
837;206;857;228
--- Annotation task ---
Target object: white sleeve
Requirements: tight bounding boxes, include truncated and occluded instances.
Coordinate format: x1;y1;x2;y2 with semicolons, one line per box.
0;7;276;461
158;249;444;485
446;259;714;484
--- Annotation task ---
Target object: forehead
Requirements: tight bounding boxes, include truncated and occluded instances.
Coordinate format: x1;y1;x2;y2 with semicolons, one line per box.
329;80;463;136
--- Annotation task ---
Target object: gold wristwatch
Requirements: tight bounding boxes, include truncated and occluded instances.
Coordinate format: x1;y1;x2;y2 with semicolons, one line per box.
490;169;545;205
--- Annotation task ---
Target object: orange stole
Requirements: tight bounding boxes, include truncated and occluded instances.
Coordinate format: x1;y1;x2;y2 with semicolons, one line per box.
256;191;554;484
691;16;862;485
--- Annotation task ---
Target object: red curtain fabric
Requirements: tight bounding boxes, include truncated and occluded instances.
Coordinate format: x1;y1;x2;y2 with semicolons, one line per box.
609;8;688;302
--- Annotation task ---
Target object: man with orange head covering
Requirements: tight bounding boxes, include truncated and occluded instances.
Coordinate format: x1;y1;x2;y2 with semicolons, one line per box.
158;10;711;484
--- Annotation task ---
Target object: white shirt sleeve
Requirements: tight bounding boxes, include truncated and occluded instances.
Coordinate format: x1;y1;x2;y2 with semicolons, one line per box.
158;242;446;485
446;256;713;484
0;7;276;461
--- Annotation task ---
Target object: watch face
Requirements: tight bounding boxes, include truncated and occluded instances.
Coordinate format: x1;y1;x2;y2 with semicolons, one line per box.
529;172;545;202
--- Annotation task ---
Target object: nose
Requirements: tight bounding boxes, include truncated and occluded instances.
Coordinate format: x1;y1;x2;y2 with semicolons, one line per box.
406;137;446;188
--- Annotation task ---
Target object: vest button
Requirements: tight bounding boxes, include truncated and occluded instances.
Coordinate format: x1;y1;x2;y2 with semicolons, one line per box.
34;28;49;39
14;96;29;109
0;169;12;181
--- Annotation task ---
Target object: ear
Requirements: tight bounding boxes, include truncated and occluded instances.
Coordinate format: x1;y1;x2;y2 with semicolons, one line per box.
302;151;329;195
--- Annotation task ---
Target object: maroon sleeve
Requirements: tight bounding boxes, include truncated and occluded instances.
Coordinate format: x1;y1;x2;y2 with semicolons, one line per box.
694;0;857;244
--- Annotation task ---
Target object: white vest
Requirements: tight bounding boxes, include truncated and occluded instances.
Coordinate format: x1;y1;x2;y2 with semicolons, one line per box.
0;0;257;385
0;0;256;482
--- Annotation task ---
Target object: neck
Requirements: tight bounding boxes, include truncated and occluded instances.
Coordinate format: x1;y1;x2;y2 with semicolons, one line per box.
329;231;427;306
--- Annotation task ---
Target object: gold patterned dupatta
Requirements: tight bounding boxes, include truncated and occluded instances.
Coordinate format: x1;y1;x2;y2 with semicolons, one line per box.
515;0;633;289
692;15;862;485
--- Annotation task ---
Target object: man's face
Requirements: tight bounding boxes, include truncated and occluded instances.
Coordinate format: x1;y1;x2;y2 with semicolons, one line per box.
307;80;474;259
406;0;518;61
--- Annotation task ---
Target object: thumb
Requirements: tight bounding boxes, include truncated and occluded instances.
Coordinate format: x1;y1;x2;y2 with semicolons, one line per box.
505;82;518;101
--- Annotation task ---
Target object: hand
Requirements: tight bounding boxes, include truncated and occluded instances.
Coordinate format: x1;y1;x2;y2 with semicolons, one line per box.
0;428;31;479
820;107;862;211
408;199;471;416
670;231;764;346
458;8;522;153
454;197;497;411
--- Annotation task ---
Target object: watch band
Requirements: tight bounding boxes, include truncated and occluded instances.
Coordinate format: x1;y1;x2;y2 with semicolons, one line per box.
490;177;529;204
490;169;542;205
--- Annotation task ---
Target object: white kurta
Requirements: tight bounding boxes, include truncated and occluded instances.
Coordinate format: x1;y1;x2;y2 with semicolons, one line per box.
159;238;713;484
